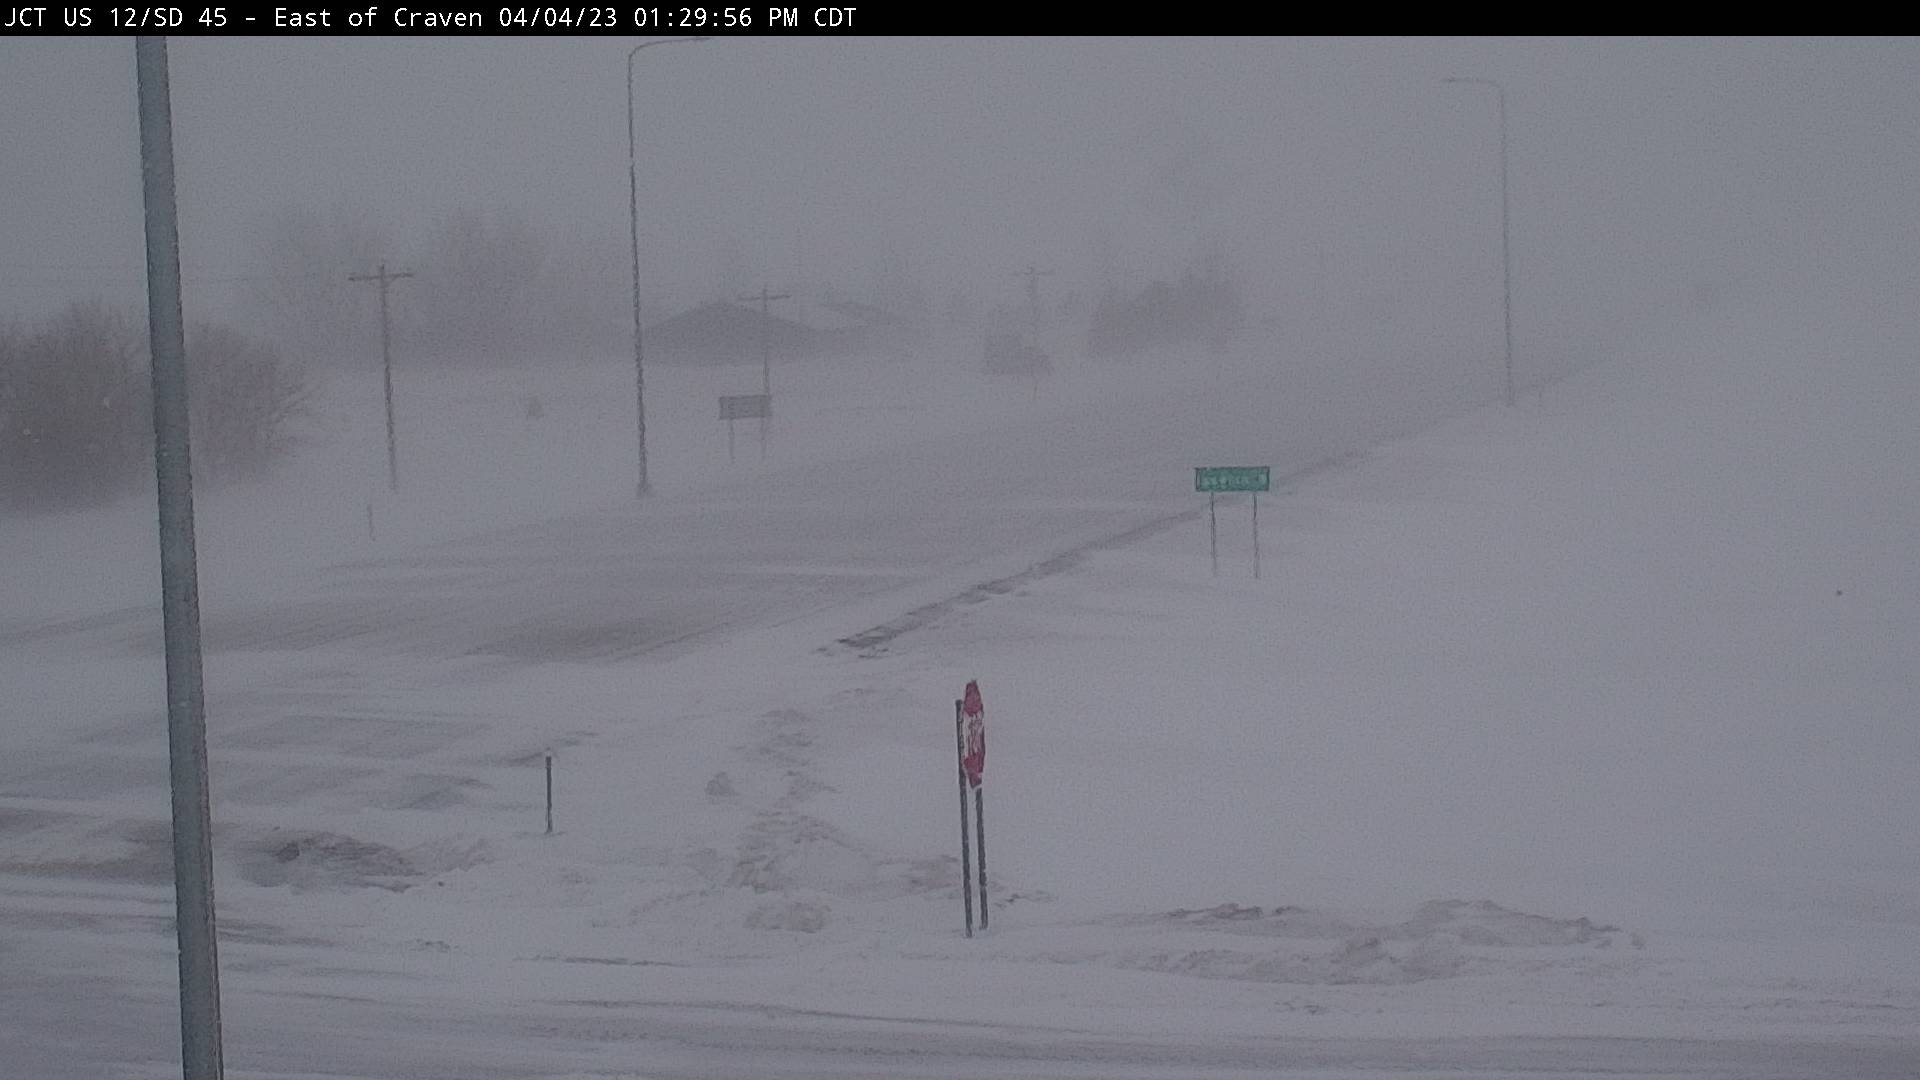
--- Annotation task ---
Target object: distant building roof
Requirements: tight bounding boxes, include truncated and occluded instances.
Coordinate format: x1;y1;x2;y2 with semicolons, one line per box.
646;291;919;363
646;300;815;364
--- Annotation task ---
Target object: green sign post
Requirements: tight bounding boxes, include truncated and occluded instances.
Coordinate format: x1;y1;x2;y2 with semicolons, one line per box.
1194;466;1270;578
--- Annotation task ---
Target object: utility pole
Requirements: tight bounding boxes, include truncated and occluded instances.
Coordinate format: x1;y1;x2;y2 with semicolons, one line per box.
1012;264;1053;331
736;286;789;461
135;35;225;1080
348;263;413;491
737;285;791;401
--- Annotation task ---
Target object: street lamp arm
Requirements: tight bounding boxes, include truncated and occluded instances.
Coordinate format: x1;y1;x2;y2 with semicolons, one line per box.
629;35;709;61
628;37;709;158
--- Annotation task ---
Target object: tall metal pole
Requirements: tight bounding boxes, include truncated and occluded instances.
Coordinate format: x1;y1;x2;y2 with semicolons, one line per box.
628;36;710;498
1444;76;1515;407
135;36;225;1080
974;785;987;929
1209;493;1218;577
1496;81;1513;408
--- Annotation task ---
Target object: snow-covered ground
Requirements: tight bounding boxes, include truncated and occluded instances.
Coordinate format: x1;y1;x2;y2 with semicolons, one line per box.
4;271;1919;1077
0;329;1218;624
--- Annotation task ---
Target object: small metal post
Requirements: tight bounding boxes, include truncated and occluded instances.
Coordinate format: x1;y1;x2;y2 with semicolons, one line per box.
955;701;973;938
974;785;987;929
1209;493;1218;577
1497;80;1513;408
629;37;714;496
544;751;554;836
1442;75;1514;407
628;47;648;496
1252;493;1260;580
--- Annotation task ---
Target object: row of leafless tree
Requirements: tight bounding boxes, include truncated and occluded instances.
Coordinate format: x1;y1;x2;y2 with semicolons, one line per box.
238;202;625;366
0;302;313;510
1087;254;1245;358
234;201;972;367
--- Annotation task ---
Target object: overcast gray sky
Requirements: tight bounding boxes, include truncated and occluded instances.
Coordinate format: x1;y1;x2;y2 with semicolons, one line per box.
3;37;1916;368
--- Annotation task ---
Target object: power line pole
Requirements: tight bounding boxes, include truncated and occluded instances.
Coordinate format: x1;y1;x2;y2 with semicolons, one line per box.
736;286;789;461
135;35;225;1080
1013;264;1053;330
348;263;413;491
737;285;791;400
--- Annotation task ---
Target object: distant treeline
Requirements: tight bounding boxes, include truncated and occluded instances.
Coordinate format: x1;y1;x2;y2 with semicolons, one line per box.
0;302;311;510
1088;266;1244;358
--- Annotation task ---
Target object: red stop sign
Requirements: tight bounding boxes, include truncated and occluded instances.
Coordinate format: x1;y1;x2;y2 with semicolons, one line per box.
961;680;985;787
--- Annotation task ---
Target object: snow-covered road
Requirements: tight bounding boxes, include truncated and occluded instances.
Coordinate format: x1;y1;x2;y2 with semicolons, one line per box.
0;347;1505;1077
6;296;1918;1077
12;936;1919;1080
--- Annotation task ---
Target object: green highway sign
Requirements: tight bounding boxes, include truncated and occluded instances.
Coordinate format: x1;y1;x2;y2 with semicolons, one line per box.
1194;466;1270;493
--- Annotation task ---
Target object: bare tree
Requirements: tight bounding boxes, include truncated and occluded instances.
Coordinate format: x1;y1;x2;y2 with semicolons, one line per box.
186;321;316;482
0;304;316;510
407;206;550;362
0;301;148;509
239;200;394;365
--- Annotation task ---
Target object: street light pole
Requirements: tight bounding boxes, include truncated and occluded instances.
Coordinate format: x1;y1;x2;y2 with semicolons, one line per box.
628;36;709;498
1444;75;1514;407
134;35;225;1080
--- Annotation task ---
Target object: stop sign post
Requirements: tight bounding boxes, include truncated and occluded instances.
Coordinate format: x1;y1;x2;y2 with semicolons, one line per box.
954;680;988;935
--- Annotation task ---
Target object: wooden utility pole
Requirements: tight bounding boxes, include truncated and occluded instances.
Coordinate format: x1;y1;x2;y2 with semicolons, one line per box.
737;286;791;399
736;286;790;460
1013;264;1053;329
348;263;413;492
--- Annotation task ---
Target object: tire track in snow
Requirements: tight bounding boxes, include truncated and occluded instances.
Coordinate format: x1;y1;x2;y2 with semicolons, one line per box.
826;450;1364;657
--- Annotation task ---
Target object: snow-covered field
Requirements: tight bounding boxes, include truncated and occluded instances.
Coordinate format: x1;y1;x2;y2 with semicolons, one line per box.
0;329;1216;623
3;272;1919;1077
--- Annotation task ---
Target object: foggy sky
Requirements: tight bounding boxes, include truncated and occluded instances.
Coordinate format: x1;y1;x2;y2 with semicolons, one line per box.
3;36;1917;374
